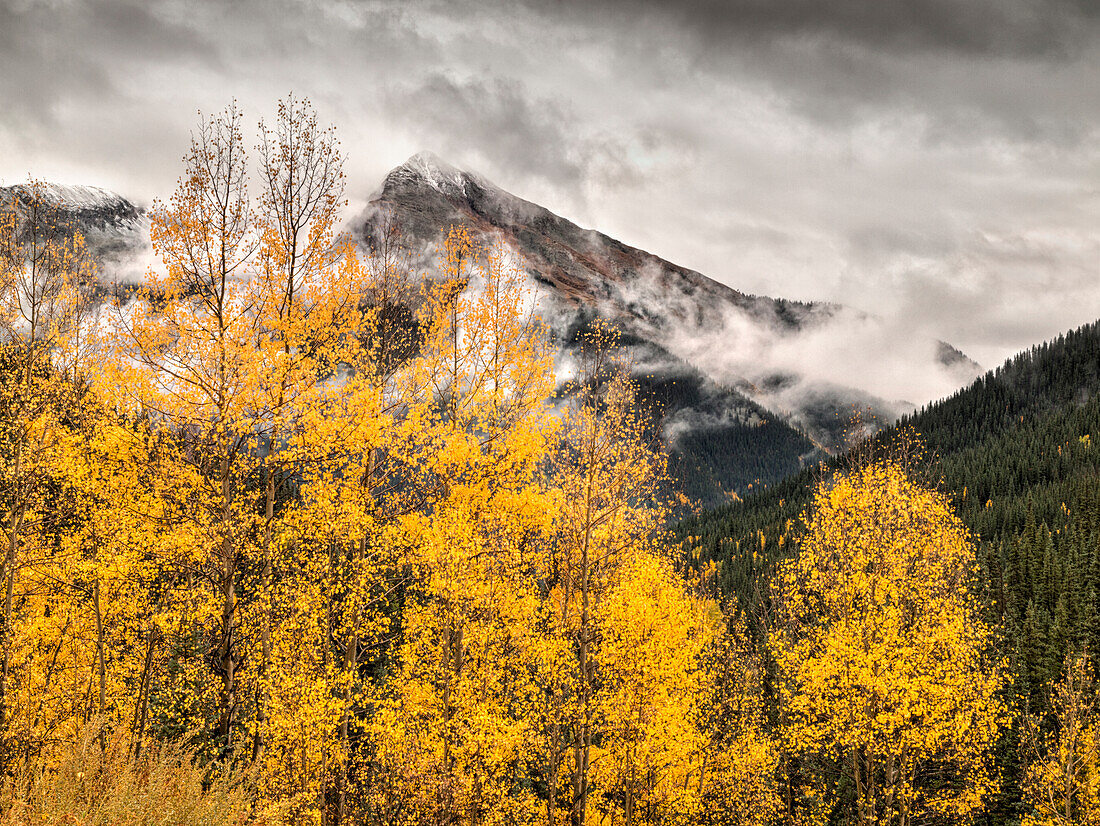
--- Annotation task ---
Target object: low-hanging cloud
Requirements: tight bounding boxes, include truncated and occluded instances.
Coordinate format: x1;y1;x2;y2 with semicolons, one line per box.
382;74;586;186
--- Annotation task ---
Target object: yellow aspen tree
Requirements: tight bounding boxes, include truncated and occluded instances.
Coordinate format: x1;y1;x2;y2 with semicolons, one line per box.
0;392;173;772
0;181;95;753
537;325;669;826
25;411;179;758
251;220;442;822
105;103;262;759
528;337;739;826
103;98;363;783
264;235;427;824
251;93;347;768
249;212;455;823
362;228;558;825
772;460;1007;826
1022;653;1100;825
593;551;716;824
74;420;193;762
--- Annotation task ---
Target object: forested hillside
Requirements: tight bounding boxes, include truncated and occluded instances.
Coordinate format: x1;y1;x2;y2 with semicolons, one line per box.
678;318;1100;823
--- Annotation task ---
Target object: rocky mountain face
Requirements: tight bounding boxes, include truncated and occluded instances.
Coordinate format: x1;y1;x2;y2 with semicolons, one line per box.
0;183;150;285
351;153;982;490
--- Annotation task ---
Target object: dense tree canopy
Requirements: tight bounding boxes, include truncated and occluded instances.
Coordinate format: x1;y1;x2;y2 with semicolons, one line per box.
0;100;778;826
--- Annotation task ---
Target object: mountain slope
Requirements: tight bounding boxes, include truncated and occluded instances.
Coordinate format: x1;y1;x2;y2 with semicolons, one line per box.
0;182;149;282
356;153;840;503
678;318;1100;602
353;152;980;455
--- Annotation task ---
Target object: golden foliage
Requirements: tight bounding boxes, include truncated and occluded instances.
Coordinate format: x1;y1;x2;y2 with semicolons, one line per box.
772;459;1008;826
1023;653;1100;826
0;97;1016;826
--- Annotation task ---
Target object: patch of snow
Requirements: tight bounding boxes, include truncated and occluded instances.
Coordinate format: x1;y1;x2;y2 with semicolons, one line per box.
28;183;130;212
398;151;474;196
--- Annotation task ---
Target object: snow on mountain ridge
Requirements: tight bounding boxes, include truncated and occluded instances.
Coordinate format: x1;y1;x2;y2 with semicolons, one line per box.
4;182;134;213
384;151;559;230
391;151;478;197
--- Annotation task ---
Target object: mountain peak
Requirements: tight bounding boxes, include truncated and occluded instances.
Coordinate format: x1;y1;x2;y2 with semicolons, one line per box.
389;151;477;196
385;152;513;206
3;182;134;213
402;150;456;175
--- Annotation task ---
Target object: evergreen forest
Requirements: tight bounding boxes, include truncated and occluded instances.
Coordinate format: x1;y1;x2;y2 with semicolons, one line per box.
679;317;1100;824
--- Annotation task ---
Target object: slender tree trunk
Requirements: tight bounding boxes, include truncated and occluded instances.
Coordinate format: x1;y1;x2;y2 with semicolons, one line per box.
254;449;277;765
629;761;638;826
336;613;360;826
31;614;72;749
217;450;238;754
132;627;157;759
572;462;596;826
852;747;866;826
92;580;107;747
0;516;23;734
884;751;896;826
547;701;561;826
0;436;26;731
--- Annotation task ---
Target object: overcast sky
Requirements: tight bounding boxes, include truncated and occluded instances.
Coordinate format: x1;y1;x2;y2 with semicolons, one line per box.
2;0;1098;368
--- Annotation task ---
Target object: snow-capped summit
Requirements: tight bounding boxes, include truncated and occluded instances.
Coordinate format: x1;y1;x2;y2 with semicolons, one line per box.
4;181;138;213
390;151;477;196
2;182;143;228
19;183;130;211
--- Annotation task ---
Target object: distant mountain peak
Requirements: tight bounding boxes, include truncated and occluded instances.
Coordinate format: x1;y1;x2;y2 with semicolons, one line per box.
3;182;134;213
0;181;147;271
388;151;482;198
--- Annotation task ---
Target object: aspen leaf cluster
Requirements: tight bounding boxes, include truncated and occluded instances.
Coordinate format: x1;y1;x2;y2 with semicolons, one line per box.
772;459;1008;826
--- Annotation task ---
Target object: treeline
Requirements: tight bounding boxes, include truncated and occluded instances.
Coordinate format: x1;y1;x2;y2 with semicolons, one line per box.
678;318;1100;824
639;368;817;507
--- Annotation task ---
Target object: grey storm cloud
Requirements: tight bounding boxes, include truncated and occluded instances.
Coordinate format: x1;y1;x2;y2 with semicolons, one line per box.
381;72;642;199
383;74;587;185
0;0;216;117
0;0;1098;401
519;0;1100;58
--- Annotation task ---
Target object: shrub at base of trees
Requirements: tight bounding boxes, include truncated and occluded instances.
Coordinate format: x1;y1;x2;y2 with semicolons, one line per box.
1;725;249;826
